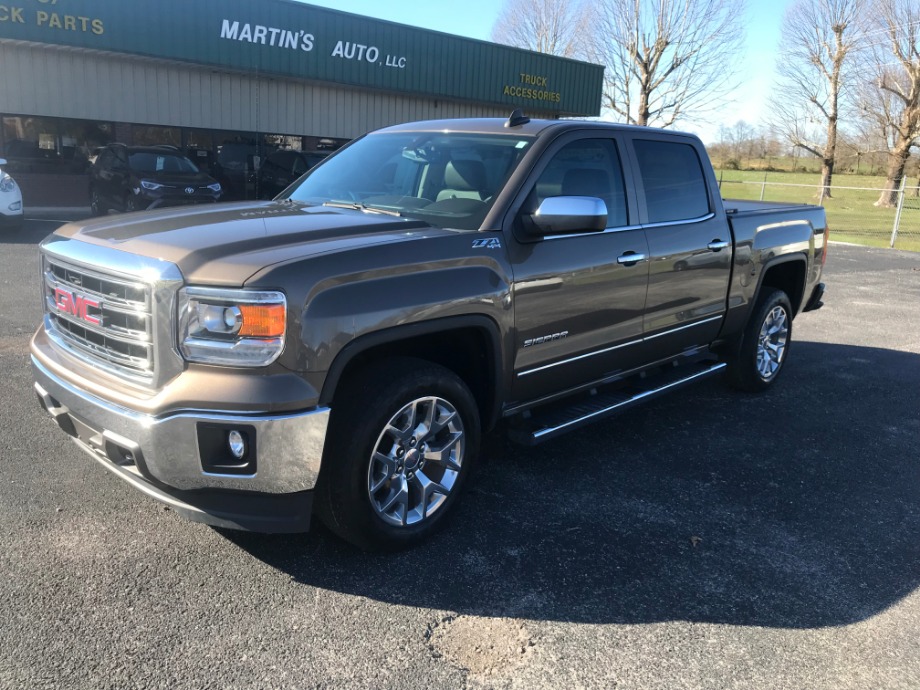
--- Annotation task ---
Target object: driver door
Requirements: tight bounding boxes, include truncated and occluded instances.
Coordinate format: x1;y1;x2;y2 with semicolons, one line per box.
505;134;651;404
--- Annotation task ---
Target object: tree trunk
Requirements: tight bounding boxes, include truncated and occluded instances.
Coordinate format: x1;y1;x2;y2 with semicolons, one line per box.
875;139;912;207
820;161;833;200
820;115;837;199
636;90;649;126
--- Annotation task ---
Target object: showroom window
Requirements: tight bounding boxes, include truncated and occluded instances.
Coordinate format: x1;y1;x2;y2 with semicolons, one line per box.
131;124;181;147
1;116;113;174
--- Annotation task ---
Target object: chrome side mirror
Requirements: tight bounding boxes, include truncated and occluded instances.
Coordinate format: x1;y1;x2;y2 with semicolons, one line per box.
529;196;607;235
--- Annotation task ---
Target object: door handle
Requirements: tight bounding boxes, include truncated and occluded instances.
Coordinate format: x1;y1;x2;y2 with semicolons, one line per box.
617;252;648;265
707;240;730;251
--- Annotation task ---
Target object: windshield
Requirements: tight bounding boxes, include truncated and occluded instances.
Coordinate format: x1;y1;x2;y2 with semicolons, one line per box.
283;131;534;230
129;152;199;174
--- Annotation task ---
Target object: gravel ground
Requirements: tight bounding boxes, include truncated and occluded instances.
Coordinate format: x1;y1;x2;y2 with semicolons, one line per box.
1;220;918;689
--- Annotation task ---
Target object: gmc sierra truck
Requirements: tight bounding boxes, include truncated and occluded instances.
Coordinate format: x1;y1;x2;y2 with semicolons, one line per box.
31;113;827;549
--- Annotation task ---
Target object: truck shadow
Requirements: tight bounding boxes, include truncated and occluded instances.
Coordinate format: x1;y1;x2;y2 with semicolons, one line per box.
223;341;920;629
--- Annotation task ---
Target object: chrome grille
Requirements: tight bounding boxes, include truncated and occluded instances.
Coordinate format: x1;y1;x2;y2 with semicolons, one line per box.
43;258;155;380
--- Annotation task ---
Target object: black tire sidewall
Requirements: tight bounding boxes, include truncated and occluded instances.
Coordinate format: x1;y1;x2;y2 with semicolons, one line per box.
318;358;480;550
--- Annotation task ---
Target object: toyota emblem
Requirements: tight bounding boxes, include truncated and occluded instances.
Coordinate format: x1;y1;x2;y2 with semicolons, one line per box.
185;187;195;195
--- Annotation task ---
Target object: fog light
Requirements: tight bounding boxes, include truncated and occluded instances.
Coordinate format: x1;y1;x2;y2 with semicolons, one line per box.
228;430;246;459
9;201;21;211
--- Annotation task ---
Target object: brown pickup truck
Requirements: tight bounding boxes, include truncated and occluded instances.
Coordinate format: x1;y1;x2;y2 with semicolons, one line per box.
32;113;827;549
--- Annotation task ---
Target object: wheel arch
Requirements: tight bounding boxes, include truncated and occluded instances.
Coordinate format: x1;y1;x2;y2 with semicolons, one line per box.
755;255;808;316
319;315;505;430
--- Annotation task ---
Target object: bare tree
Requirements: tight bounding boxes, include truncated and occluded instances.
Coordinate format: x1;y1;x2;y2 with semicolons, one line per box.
771;0;863;197
839;130;889;174
585;0;745;128
490;0;586;57
859;0;920;207
731;120;756;159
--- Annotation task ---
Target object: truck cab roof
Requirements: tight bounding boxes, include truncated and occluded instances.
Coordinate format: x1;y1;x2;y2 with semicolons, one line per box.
377;116;701;141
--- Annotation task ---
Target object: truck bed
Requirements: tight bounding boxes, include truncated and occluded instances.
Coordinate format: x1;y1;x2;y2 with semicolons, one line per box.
723;198;827;247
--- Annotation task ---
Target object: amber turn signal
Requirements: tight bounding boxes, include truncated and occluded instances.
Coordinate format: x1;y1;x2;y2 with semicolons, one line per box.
238;304;286;337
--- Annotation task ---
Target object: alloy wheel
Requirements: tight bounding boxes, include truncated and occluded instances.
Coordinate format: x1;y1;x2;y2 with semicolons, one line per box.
367;396;465;528
756;305;788;380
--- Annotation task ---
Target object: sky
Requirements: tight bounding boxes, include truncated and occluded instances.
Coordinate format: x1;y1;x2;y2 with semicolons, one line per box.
302;0;793;143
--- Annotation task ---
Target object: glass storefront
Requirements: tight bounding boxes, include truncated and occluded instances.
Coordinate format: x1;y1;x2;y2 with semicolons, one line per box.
1;116;113;174
131;125;181;147
0;113;348;201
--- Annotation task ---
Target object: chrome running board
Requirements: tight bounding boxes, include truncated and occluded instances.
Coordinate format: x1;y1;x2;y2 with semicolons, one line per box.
508;361;727;446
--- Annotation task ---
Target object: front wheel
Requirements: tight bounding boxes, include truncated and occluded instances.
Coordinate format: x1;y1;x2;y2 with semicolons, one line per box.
316;358;480;550
726;287;792;392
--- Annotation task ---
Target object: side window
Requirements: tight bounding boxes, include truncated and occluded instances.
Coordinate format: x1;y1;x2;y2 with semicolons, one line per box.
261;154;282;174
96;150;113;169
111;149;127;170
633;140;710;223
292;156;308;176
279;151;299;172
529;139;628;227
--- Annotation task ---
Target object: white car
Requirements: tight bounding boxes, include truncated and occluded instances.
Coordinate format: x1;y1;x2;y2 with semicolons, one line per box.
0;158;23;230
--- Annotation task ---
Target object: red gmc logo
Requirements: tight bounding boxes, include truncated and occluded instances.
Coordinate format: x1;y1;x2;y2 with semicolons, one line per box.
54;287;101;326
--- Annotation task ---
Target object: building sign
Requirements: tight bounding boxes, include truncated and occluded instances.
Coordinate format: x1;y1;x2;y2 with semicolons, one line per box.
0;0;603;116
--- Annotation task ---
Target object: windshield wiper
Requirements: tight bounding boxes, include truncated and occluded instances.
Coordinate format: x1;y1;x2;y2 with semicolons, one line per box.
322;200;402;217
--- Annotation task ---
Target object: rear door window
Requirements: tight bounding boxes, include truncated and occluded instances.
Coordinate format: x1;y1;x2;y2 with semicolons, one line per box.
633;140;710;223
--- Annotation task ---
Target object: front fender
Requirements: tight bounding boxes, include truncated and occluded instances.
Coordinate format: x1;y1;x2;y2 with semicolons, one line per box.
300;264;511;372
318;313;507;427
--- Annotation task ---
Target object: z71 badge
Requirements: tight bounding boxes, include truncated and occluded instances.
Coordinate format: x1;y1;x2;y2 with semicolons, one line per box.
472;237;502;249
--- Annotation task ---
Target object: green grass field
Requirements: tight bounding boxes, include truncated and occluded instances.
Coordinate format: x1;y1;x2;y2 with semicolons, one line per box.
715;169;920;252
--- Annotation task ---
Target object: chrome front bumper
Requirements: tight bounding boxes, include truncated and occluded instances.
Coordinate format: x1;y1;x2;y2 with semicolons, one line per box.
32;355;330;532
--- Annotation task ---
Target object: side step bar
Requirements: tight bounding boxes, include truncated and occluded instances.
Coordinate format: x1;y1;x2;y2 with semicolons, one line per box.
508;361;727;446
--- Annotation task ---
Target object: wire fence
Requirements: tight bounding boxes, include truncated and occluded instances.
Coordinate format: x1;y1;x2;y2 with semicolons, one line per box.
717;170;920;252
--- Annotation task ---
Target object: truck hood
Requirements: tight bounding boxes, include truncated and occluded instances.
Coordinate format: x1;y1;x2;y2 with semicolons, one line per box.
53;201;445;285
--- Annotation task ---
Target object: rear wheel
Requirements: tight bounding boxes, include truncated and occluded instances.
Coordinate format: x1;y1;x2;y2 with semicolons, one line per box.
316;357;480;550
726;287;792;392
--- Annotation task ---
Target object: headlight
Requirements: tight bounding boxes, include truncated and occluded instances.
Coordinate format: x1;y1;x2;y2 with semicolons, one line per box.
0;173;15;193
140;180;163;191
207;182;222;193
178;287;286;366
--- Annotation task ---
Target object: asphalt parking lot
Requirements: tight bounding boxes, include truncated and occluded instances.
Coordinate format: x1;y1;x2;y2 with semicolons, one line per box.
1;219;919;689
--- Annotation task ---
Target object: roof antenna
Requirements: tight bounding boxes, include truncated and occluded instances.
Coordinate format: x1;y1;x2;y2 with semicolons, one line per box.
505;109;531;128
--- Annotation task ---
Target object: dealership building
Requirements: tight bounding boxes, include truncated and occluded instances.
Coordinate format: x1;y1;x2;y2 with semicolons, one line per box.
0;0;603;205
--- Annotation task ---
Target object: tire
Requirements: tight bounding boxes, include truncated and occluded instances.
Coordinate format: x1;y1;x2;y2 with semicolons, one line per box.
90;188;105;216
316;357;480;551
125;195;139;213
726;287;793;392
